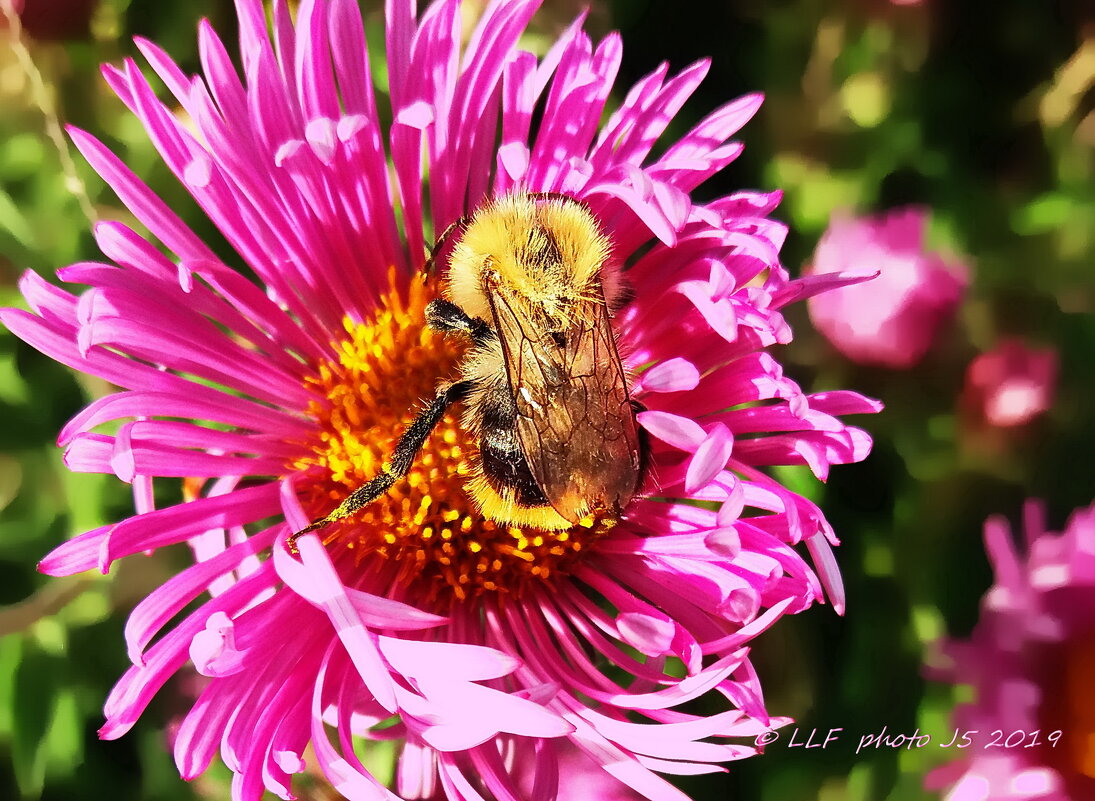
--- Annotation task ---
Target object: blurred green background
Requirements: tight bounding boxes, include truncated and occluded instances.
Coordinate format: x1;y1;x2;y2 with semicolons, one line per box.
0;0;1092;799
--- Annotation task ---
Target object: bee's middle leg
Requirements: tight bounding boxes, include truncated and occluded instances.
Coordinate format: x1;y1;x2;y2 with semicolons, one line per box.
629;399;652;496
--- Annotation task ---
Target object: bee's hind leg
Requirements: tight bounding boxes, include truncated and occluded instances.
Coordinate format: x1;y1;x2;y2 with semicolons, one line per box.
287;380;474;553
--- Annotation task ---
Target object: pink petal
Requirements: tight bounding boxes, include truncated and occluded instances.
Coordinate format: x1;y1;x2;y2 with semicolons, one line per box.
274;536;397;712
637;358;700;394
617;612;676;657
636;411;705;451
190;611;250;677
377;638;520;682
685;424;734;493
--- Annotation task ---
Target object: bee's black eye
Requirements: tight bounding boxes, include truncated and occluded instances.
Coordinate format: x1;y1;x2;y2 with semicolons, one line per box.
549;331;567;348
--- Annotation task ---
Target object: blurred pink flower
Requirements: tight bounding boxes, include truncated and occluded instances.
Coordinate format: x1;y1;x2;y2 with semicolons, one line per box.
8;0;99;41
2;0;881;799
926;502;1095;801
964;341;1058;428
807;207;969;368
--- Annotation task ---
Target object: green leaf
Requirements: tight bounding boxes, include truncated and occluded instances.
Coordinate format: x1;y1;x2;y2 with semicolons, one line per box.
11;646;59;798
0;133;46;182
0;636;22;735
0;352;30;406
771;464;823;503
42;690;83;781
0;187;35;249
1012;192;1073;235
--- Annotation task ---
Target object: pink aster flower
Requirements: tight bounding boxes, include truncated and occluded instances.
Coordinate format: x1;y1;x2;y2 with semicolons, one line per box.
3;1;881;799
806;206;969;368
963;340;1058;428
926;502;1095;801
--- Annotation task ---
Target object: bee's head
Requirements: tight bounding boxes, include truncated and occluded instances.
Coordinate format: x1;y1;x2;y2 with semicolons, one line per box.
445;194;611;325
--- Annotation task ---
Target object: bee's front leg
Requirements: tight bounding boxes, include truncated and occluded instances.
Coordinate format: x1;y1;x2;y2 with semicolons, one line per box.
425;299;495;345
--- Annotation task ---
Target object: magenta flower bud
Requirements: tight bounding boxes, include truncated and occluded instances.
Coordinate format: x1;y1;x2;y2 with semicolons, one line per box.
964;340;1058;427
807;207;969;368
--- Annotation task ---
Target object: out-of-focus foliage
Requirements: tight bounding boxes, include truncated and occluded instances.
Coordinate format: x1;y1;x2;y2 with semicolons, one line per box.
0;0;1091;799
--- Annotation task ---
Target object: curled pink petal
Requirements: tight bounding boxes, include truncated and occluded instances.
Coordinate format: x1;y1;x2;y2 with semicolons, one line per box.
636;411;705;451
685;424;734;494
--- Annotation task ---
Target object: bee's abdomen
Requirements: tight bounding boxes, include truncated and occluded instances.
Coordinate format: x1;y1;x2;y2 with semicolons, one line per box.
479;427;549;507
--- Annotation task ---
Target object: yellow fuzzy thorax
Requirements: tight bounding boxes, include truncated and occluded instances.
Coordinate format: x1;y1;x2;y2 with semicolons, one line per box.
446;193;612;325
292;274;616;604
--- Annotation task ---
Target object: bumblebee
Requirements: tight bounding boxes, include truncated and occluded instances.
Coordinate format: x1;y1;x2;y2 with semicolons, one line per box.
291;193;644;544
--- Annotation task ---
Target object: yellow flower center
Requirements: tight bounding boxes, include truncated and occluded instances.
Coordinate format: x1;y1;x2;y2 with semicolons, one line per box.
292;273;615;605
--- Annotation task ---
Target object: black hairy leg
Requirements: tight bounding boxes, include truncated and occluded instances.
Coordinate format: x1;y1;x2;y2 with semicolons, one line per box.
425;299;495;345
629;399;652;502
287;380;474;552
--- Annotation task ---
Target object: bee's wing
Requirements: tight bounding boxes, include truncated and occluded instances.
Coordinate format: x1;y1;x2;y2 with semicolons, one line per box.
488;287;642;523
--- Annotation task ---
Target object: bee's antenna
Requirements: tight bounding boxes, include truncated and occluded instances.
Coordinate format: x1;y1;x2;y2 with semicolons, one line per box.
525;191;588;210
422;216;471;283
